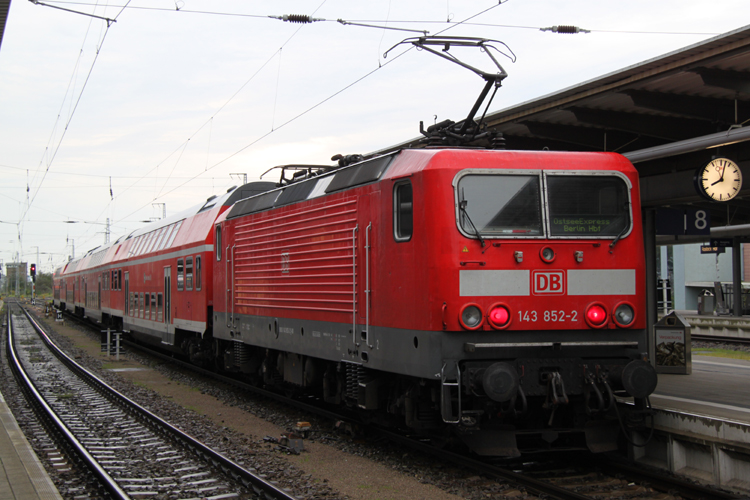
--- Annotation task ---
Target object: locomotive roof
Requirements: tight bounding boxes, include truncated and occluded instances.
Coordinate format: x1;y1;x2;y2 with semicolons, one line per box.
224;153;397;220
219;148;636;222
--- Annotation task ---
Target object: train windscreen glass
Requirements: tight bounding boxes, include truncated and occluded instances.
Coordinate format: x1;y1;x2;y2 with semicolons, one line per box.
457;174;543;236
546;175;630;237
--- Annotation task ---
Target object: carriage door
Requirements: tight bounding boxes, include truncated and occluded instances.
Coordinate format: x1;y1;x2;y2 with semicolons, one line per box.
163;266;173;345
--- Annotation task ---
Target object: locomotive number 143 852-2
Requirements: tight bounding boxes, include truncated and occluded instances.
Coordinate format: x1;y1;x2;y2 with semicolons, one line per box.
518;310;579;322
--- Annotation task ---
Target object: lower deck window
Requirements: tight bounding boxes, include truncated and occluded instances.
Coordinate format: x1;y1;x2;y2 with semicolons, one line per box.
195;256;202;290
177;258;184;291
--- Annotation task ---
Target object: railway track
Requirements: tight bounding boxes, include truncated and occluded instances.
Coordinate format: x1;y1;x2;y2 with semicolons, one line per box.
5;301;297;500
45;305;745;500
692;333;750;345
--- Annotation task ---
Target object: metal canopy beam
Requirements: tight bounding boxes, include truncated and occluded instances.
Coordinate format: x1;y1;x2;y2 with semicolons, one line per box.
570;107;717;141
624;125;750;163
623;89;747;124
693;67;750;94
522;122;641;151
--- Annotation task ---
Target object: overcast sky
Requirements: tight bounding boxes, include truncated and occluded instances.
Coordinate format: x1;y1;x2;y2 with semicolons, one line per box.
0;0;747;275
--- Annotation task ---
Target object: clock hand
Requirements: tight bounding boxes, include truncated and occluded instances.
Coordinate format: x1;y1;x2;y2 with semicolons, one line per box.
711;163;727;186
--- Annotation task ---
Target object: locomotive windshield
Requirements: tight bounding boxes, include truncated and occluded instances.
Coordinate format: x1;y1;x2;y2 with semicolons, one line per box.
456;172;631;238
457;174;543;236
546;174;630;237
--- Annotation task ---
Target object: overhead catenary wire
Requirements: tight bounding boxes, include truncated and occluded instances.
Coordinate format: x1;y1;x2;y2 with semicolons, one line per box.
13;1;725;268
114;1;509;225
21;1;132;227
36;1;725;36
111;1;327;205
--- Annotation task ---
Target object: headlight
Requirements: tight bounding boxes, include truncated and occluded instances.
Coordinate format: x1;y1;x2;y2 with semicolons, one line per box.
460;304;484;330
540;246;556;263
614;303;635;327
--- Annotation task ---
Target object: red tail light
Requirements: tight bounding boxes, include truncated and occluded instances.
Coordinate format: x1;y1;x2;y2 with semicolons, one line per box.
585;303;608;328
488;304;511;329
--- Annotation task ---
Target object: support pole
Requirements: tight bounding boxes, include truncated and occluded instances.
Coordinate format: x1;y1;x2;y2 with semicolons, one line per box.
733;237;742;317
644;209;657;366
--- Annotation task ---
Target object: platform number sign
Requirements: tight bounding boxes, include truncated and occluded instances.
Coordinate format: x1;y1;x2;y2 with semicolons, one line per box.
655;208;710;236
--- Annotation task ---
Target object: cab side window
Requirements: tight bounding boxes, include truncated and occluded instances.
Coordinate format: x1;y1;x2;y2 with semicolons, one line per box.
215;226;222;261
394;181;413;242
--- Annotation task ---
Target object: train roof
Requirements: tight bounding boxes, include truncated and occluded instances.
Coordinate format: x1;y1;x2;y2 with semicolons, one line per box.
57;181;278;276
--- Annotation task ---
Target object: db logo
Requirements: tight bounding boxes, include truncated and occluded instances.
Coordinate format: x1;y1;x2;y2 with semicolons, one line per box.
532;270;565;295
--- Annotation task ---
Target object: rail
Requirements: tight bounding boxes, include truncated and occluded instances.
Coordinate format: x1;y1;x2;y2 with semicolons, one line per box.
6;305;130;500
9;302;298;500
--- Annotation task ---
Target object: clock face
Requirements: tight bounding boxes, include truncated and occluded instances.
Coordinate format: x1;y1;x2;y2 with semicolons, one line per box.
695;158;742;202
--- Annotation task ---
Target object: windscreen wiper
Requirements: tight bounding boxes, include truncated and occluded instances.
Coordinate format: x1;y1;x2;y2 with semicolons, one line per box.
459;199;486;248
609;209;631;253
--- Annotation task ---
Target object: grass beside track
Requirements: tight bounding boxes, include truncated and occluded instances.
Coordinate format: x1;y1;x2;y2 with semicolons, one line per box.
693;348;750;360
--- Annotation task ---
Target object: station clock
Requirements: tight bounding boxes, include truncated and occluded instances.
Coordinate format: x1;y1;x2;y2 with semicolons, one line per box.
694;158;742;202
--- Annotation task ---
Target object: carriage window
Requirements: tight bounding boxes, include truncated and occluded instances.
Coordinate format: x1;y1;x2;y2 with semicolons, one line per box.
394;181;413;242
177;258;184;291
139;293;144;318
158;225;173;251
145;293;150;319
186;257;193;291
150;293;156;320
456;174;543;237
165;221;182;248
195;256;202;291
546;175;630;237
215;226;222;261
157;293;163;322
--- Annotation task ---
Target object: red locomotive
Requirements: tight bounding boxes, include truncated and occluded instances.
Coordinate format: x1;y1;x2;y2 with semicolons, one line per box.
55;148;657;456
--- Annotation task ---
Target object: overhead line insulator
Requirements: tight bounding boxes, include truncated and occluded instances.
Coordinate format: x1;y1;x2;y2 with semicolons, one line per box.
540;25;591;34
270;14;325;24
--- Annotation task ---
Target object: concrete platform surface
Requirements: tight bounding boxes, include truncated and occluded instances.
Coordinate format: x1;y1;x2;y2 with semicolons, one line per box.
651;354;750;423
0;389;62;500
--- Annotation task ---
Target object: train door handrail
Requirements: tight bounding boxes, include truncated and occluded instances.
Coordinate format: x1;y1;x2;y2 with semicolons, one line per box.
352;224;358;346
365;222;372;348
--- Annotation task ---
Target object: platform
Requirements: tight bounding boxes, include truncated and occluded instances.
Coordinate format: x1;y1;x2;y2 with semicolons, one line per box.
632;354;750;493
0;389;62;500
652;354;750;423
671;309;750;340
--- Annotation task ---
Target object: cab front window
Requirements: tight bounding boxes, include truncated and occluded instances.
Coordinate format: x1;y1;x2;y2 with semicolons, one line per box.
546;174;630;237
456;173;543;238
